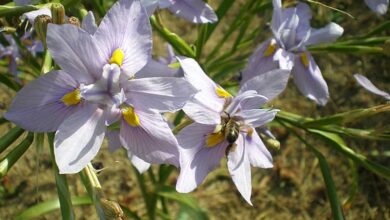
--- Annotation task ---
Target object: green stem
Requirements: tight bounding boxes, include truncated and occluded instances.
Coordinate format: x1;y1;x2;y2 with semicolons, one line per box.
80;164;106;220
48;133;75;220
133;166;156;220
41;50;52;74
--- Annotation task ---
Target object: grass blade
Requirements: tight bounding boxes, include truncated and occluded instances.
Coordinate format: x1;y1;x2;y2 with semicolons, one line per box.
0;127;24;155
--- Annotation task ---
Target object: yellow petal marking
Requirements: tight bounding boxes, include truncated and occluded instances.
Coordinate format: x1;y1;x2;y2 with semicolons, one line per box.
206;131;225;147
122;106;141;127
109;48;125;66
61;89;81;106
263;42;277;57
300;52;310;68
216;87;232;98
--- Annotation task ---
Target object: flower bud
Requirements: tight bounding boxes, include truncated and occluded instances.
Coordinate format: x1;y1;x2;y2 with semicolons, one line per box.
67;17;80;27
259;133;281;151
34;15;52;49
100;199;124;220
51;3;65;25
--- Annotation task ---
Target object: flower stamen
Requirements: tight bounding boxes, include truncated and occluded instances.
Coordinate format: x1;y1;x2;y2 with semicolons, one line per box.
300;52;310;68
122;106;141;127
109;48;125;66
61;89;81;106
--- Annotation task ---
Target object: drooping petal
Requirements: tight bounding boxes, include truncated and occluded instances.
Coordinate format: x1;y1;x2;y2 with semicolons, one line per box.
22;8;51;24
235;109;278;128
125;77;197;113
106;130;122;152
94;0;152;77
291;52;329;106
47;24;104;84
167;0;218;23
240;69;290;102
365;0;389;15
305;23;344;46
5;70;81;132
241;39;281;84
135;59;179;78
177;56;225;124
54;105;106;174
81;11;98;35
119;111;179;166
176;123;226;193
354;74;390;100
245;132;273;168
227;135;252;205
128;151;151;173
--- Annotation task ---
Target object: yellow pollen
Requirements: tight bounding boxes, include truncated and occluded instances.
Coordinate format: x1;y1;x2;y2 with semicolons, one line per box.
122;106;141;127
206;131;225;147
300;53;310;68
247;127;254;137
109;48;125;66
61;89;81;106
216;87;232;98
263;42;277;57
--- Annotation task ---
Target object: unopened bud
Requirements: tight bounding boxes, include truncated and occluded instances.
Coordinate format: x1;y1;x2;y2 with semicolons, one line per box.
0;27;16;34
34;15;52;49
100;199;124;220
51;3;65;25
260;133;281;151
67;17;80;27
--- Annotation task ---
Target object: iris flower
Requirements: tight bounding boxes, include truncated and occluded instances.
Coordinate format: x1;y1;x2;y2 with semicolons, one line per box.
175;57;290;204
354;74;390;100
241;0;344;106
5;0;197;173
365;0;388;15
141;0;217;23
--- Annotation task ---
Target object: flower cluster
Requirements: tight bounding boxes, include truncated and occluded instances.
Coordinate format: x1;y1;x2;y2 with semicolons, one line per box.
4;0;351;205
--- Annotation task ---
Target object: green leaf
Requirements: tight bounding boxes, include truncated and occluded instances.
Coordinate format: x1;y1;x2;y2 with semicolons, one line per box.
156;185;208;220
0;127;24;155
15;196;91;220
0;132;34;178
302;104;390;127
0;73;21;91
279;121;345;220
203;0;235;41
308;44;384;54
309;130;390;181
362;20;390;37
48;133;75;220
0;5;38;17
120;205;141;220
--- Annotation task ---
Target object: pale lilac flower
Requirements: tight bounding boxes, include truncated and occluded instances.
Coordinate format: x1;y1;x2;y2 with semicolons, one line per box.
141;0;217;23
365;0;389;15
175;57;290;205
354;74;390;100
5;0;196;173
0;31;43;75
242;0;344;106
